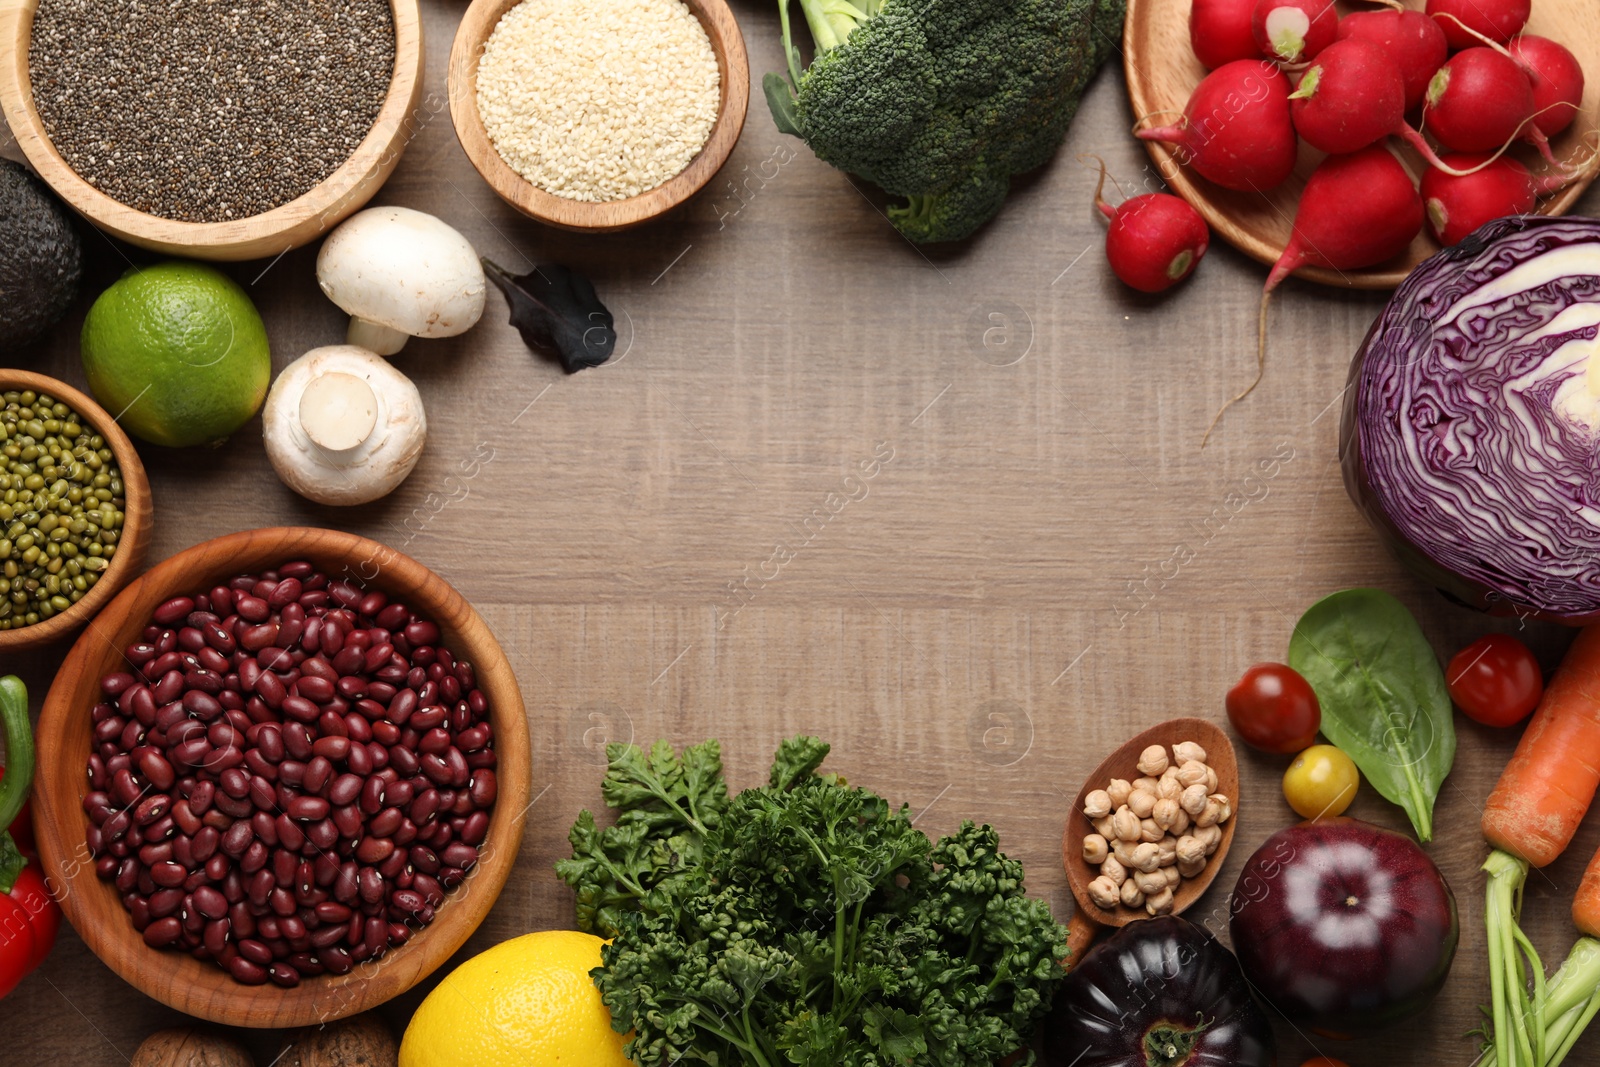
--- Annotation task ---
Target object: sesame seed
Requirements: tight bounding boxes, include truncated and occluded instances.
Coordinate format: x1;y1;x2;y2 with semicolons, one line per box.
476;0;721;203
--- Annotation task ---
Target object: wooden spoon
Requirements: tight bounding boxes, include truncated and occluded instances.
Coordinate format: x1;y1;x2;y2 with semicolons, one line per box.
1061;717;1239;966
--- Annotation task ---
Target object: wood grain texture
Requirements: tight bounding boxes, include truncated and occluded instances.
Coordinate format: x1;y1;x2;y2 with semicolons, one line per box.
1125;0;1600;288
448;0;750;231
3;0;1600;1061
30;527;531;1027
1062;717;1237;928
0;0;426;261
0;370;151;654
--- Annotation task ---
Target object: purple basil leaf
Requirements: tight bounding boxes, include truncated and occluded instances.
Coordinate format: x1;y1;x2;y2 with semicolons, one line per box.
483;259;616;373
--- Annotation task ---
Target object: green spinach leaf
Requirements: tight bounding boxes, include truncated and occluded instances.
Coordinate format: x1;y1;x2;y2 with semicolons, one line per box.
1288;588;1456;841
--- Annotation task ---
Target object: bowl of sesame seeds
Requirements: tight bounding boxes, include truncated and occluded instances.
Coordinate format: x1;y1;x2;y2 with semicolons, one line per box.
448;0;749;232
0;0;425;262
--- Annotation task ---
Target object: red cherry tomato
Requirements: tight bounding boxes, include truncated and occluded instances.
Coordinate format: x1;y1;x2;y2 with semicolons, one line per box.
1446;634;1543;727
1226;663;1321;753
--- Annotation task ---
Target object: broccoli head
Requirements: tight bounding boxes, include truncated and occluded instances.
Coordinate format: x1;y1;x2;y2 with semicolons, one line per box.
764;0;1127;243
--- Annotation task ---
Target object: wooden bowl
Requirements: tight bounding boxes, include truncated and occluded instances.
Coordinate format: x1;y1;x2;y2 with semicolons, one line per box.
0;370;150;654
30;527;532;1027
1062;717;1239;928
1124;0;1600;288
0;0;425;262
448;0;749;232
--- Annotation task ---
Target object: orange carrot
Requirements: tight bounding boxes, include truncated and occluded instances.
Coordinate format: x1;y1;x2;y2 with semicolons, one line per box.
1574;849;1600;936
1482;626;1600;868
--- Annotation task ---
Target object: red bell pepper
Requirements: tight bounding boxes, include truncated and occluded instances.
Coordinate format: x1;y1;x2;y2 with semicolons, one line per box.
0;675;59;999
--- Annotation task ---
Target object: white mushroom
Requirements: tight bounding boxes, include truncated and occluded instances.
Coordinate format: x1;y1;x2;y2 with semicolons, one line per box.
316;207;486;355
262;345;427;506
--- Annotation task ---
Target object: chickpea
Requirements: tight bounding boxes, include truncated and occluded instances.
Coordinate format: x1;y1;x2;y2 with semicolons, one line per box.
1135;868;1167;895
1175;760;1208;788
1197;797;1226;829
1145;886;1175;916
1170;809;1190;836
1179;783;1210;817
1121;879;1145;908
1082;833;1110;864
1156;772;1183;801
1140;817;1164;844
1100;855;1128;885
1203;766;1219;793
1088;876;1120;909
1137;745;1170;777
1152;797;1180;831
1106;778;1133;808
1128;789;1158;819
1173;741;1207;765
1178;854;1207;879
1129;842;1162;873
1155;838;1177;868
1083;789;1113;820
1093;814;1116;839
1113;807;1142;842
1162;865;1182;888
1195;824;1223;856
1113;839;1139;866
1174;835;1205;867
1209;793;1233;824
1133;776;1161;795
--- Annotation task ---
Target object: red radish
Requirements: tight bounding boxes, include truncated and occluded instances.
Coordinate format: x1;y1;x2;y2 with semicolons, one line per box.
1423;48;1536;154
1191;0;1265;69
1510;35;1586;139
1289;38;1407;154
1251;0;1337;64
1422;152;1587;245
1136;60;1298;192
1335;9;1450;113
1091;164;1211;293
1425;0;1529;49
1205;146;1423;446
1268;145;1424;289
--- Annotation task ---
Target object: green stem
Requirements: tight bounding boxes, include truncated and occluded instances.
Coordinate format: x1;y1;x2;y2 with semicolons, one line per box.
1549;993;1600;1067
0;676;31;840
1512;923;1547;1066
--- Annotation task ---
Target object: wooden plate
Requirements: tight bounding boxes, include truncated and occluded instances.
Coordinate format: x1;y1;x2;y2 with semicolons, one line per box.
1123;0;1600;288
0;370;151;654
0;0;424;261
30;527;532;1027
1062;717;1238;948
448;0;749;232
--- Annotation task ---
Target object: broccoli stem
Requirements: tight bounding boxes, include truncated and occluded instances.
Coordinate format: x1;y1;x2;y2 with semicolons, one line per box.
792;0;875;54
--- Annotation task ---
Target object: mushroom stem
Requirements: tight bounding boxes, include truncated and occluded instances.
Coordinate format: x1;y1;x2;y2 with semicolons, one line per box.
347;317;410;356
299;371;379;452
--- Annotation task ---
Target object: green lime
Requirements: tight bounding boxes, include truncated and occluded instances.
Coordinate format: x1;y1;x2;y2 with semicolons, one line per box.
81;260;271;448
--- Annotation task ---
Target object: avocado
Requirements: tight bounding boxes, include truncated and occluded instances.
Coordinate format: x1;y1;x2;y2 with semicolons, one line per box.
0;157;83;351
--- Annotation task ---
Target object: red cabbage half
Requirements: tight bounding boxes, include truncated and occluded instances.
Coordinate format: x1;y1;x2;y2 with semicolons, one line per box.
1342;215;1600;624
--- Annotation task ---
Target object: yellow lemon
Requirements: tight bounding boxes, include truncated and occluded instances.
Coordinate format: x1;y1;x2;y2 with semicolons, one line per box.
399;929;632;1067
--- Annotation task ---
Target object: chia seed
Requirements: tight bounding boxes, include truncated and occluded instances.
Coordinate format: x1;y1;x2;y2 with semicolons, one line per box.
29;0;396;223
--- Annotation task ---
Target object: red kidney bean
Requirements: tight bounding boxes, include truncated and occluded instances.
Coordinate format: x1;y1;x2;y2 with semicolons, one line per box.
386;688;417;726
330;804;362;840
241;841;270;874
305;819;338;852
418;727;450;757
327;774;362;807
369;807;403;838
355;836;393;865
282;724;313;762
236;937;272;967
344;714;372;745
147;887;184;919
276;813;307;852
153;597;195;626
347;743;373;776
303;757;333;796
134;794;171;826
150;861;186;888
287;796;330;822
461;811;489;846
144;916;183;948
281;695;319;724
248;776;277;812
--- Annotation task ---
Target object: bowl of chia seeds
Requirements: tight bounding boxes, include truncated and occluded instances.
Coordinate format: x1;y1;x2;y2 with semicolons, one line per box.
447;0;749;231
0;0;424;262
0;370;151;654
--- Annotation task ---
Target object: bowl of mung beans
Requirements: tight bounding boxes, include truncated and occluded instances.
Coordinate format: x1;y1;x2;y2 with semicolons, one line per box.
448;0;749;231
0;370;151;654
0;0;425;262
30;526;532;1027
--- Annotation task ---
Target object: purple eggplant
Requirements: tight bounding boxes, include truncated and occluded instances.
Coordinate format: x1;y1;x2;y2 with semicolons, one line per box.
1041;915;1275;1067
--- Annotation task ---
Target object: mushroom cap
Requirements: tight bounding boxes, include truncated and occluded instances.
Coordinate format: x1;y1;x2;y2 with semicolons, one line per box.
263;345;427;506
316;206;486;341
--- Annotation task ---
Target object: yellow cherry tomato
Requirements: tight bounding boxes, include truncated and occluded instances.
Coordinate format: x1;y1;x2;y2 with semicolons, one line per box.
1282;744;1359;820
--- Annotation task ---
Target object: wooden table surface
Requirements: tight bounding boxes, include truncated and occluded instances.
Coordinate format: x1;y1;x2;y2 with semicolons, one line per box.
6;1;1600;1062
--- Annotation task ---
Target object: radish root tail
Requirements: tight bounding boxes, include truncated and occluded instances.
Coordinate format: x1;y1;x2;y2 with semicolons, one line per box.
1201;290;1272;449
1078;154;1122;218
1430;13;1515;59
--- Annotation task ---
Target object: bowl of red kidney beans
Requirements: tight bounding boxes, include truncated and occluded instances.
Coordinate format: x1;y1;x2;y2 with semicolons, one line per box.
29;527;531;1027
